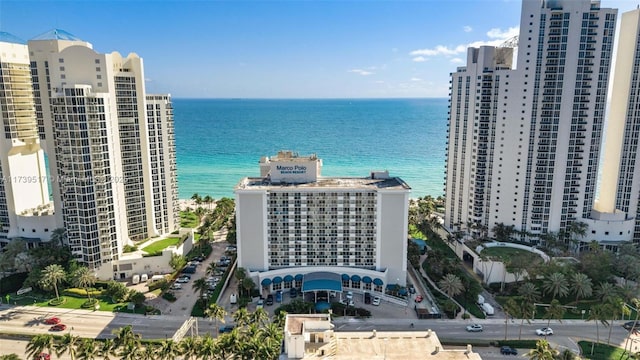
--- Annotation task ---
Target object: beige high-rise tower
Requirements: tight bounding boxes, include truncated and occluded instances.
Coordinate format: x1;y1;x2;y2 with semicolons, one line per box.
0;29;179;274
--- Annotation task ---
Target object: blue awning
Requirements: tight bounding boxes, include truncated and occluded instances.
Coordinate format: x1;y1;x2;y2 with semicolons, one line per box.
341;274;350;281
302;272;343;292
284;275;294;282
261;278;272;286
273;276;283;284
351;274;361;282
373;278;383;286
362;276;372;284
295;274;304;281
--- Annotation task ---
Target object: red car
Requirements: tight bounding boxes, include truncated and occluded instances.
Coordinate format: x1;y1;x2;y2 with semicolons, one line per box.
49;324;67;331
43;317;60;325
35;353;51;360
415;295;424;303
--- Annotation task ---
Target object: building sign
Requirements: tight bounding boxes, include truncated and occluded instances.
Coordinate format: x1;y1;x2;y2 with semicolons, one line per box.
276;165;307;175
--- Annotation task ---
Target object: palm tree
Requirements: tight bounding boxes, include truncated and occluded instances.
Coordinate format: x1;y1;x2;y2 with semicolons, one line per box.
192;278;209;301
40;264;66;301
503;298;520;341
97;338;116;360
605;296;628;345
157;339;181;360
570;272;592;304
624;298;640;358
595;282;617;303
518;301;535;340
586;303;608;355
235;267;248;295
233;307;251;328
203;195;213;211
438;273;464;300
55;333;80;360
542;299;565;332
0;355;22;360
519;282;541;303
542;272;569;300
242;277;256;298
112;325;141;352
50;228;67;247
25;334;55;359
251;307;269;327
197;334;216;360
117;342;142;360
76;338;99;360
179;336;199;360
206;262;218;277
139;343;157;360
526;339;556;360
205;303;227;337
71;266;96;301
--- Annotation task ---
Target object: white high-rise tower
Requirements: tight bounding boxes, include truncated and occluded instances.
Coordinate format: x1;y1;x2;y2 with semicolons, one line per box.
445;0;626;249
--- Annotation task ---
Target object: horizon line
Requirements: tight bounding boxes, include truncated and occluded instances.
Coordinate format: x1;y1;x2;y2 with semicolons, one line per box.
167;96;449;100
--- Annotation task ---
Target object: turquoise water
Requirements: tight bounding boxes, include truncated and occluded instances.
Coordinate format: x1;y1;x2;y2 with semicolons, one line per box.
173;98;449;200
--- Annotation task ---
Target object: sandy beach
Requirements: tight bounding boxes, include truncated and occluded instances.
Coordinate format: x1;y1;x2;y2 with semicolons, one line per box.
178;198;199;211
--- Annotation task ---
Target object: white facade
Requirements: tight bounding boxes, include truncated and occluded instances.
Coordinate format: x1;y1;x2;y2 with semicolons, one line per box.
0;29;179;276
235;151;411;292
444;0;636;248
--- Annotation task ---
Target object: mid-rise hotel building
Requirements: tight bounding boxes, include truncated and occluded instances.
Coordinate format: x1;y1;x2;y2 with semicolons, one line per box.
445;0;640;249
235;151;410;295
0;29;179;275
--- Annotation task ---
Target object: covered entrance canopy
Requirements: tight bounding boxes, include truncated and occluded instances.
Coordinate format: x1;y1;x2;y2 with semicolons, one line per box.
301;271;343;292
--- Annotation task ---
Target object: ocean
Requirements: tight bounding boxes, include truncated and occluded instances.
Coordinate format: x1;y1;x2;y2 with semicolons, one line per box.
173;98;449;200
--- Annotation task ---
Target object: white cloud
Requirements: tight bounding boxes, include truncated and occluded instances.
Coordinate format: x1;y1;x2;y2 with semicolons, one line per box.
463;26;473;33
375;80;385;84
348;69;373;76
450;58;464;64
410;45;466;57
409;26;520;59
410;77;422;82
487;26;519;39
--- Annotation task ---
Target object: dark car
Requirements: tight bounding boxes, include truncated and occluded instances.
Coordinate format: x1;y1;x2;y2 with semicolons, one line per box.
50;324;67;332
290;287;297;298
219;325;235;333
500;346;518;355
364;292;371;304
266;294;274;305
623;321;639;332
181;266;196;274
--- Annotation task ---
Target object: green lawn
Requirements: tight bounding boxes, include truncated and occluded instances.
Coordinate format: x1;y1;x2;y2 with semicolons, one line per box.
480;246;539;261
142;237;181;255
578;341;631;359
10;293;133;312
180;211;199;228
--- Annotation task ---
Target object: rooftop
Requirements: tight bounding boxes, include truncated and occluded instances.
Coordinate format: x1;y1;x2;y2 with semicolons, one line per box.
236;176;411;191
31;29;83;41
0;31;26;45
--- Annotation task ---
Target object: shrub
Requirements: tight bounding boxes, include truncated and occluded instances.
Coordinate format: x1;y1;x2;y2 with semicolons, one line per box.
63;288;103;297
0;272;28;295
48;297;66;306
148;279;169;292
162;292;176;302
123;245;138;253
81;298;99;309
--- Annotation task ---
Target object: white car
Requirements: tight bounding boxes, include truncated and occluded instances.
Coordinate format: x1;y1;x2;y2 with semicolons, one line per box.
536;327;553;336
372;296;381;306
170;283;182;290
256;299;264;309
346;291;353;300
466;324;483;332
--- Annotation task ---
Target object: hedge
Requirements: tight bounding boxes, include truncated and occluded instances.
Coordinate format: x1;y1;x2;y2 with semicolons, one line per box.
63;288;104;297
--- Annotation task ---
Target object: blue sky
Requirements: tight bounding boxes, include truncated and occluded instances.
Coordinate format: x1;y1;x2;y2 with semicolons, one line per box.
1;0;638;98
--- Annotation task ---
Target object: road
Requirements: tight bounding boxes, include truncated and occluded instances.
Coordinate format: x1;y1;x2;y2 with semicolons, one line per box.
2;304;640;359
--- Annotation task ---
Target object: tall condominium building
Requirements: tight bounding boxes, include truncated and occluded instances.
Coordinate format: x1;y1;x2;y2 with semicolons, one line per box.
0;29;179;273
444;0;638;249
235;151;410;296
